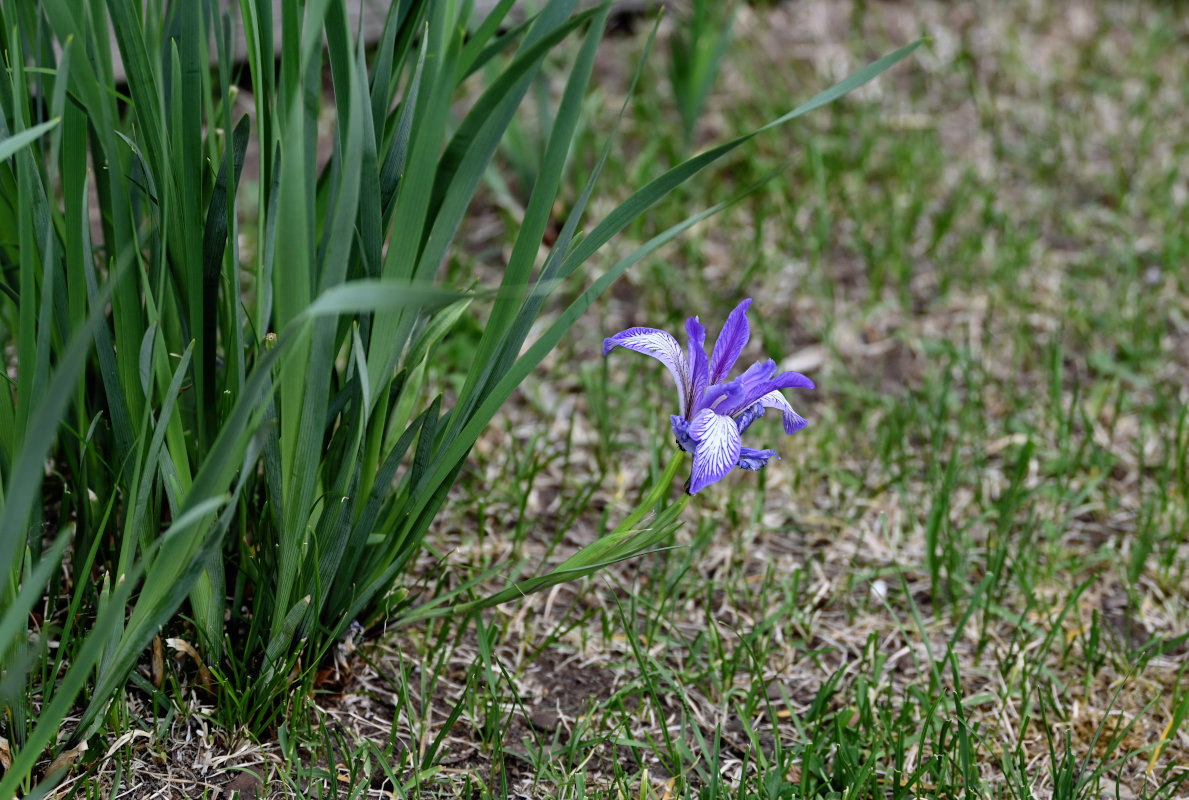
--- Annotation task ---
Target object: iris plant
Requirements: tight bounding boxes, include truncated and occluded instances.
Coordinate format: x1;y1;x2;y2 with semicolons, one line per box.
604;299;813;493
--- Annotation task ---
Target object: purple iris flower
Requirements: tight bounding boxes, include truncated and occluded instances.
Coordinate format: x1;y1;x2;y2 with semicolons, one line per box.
603;298;814;494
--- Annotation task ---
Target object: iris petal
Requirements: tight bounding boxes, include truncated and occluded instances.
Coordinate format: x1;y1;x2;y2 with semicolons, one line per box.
757;390;809;434
726;365;814;417
737;446;779;470
709;299;752;384
670;414;696;452
714;359;776;416
735;402;765;434
688;409;742;494
686;316;710;415
603;327;692;417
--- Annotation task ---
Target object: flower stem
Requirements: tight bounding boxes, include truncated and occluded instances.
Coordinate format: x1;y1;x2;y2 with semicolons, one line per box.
618;449;688;532
401;451;691;623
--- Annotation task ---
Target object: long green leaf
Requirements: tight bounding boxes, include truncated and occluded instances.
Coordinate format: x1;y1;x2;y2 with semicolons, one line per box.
0;117;59;162
452;1;611;434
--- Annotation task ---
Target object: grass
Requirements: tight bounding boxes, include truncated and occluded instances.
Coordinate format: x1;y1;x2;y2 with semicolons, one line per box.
383;2;1187;797
11;0;1189;798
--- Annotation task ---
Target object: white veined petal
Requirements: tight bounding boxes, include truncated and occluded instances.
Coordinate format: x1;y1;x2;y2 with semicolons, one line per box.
757;390;808;434
688;409;742;493
603;327;692;416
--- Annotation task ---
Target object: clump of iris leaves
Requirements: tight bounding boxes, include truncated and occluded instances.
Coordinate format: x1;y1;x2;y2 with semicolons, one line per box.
0;0;917;793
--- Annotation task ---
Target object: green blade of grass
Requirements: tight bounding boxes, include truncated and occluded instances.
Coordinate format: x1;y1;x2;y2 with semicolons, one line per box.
0;117;59;162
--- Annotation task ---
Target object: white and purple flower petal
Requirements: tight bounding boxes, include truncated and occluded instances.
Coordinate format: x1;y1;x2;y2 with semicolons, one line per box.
687;409;742;494
756;390;809;435
603;327;692;417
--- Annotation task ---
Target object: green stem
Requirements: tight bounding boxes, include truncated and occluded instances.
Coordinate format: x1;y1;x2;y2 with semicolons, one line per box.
619;448;687;531
401;449;691;623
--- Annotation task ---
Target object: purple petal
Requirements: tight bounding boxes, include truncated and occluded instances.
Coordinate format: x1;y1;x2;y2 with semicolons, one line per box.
725;362;815;417
737;359;778;385
709;299;752;384
687;409;742;494
603;327;693;417
670;414;696;452
757;390;809;435
735;402;765;434
717;359;777;415
685;316;710;416
700;375;744;414
774;370;814;390
737;446;779;471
